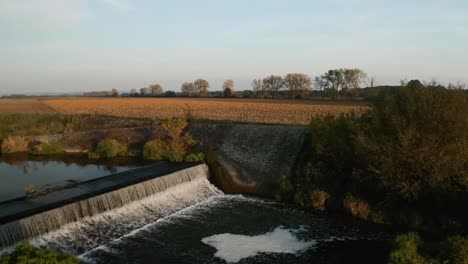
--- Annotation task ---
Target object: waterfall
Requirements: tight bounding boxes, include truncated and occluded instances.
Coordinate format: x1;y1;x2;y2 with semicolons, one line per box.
0;164;218;250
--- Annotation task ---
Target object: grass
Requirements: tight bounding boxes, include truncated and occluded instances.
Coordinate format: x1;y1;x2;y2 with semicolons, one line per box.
0;113;154;139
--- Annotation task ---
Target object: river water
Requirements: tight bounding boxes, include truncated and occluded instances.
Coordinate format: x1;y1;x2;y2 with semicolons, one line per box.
16;176;394;264
0;154;148;202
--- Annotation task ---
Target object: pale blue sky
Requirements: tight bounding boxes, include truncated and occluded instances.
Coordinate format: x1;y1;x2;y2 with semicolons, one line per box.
1;0;467;94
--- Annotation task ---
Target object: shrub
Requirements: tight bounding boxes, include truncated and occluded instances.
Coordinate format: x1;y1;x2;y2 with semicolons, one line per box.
91;139;127;159
184;152;205;162
0;240;78;264
343;194;370;220
389;233;468;264
308;190;330;212
30;142;65;155
389;233;426;264
143;117;198;162
1;136;29;153
25;185;37;199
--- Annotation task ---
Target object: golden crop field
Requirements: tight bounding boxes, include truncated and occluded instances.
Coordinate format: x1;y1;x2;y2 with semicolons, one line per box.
44;98;369;125
0;99;56;114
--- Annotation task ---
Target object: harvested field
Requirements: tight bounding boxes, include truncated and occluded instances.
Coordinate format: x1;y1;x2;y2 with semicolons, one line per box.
0;99;56;114
45;98;369;125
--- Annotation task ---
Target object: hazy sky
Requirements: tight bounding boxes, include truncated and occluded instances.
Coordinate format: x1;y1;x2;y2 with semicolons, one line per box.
1;0;467;94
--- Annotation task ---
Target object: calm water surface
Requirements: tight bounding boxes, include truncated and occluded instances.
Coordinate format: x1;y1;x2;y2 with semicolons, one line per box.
0;154;149;202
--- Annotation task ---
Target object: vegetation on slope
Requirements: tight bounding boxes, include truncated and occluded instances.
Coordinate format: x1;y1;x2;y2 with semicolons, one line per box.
0;241;78;264
280;80;467;230
143;117;204;162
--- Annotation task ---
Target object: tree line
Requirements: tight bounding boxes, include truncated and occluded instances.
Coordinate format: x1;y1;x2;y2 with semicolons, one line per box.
83;68;465;100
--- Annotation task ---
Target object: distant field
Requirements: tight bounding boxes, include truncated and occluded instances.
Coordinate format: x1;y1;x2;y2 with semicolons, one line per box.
0;99;56;114
44;98;369;125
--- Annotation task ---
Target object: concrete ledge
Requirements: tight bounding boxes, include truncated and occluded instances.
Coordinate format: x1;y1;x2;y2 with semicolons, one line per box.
0;162;203;225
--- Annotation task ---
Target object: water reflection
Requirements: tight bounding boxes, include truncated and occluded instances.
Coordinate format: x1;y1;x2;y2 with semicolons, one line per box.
0;154;149;202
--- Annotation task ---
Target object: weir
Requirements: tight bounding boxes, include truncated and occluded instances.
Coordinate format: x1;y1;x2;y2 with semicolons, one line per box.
0;163;212;249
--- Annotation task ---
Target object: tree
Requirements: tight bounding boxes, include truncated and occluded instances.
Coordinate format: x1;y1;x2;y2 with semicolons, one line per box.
150;84;163;96
222;80;234;98
181;82;194;96
140;87;150;96
263;75;284;98
284;73;312;99
252;79;264;98
342;68;367;97
324;69;343;91
193;79;209;96
367;76;377;88
110;89;119;97
130;88;137;96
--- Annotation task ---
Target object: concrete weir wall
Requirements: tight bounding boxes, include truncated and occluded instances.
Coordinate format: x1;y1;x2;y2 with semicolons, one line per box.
189;124;308;196
32;123;309;196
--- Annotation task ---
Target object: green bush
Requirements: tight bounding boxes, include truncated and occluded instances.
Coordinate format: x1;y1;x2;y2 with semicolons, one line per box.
389;233;427;264
30;142;65;155
143;118;198;162
184;152;205;162
389;233;468;264
0;240;78;264
1;136;29;154
90;139;127;159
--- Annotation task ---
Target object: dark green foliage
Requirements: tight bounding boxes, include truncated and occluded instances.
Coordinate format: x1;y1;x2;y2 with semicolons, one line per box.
0;240;78;264
280;80;468;232
358;80;468;206
389;233;468;264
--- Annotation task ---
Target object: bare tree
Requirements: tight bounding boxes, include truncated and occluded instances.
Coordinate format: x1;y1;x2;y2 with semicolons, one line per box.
181;82;194;96
284;73;312;99
150;84;163;96
366;76;377;88
263;75;284;98
111;89;119;97
251;79;264;98
193;79;209;96
130;88;137;96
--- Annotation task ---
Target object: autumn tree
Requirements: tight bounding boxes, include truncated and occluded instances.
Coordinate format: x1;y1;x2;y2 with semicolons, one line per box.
193;79;209;96
111;89;119;97
263;75;284;98
342;68;367;97
181;82;194;96
252;79;265;98
140;87;150;96
150;84;163;96
284;73;312;99
223;80;234;98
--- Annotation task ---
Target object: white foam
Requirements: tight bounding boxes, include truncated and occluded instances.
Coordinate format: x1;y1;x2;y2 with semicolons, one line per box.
29;177;221;255
202;226;315;263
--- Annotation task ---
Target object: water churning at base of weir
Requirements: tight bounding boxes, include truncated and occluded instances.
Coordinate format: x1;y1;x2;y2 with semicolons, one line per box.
0;164;221;252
